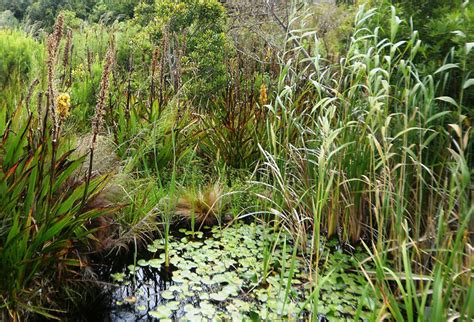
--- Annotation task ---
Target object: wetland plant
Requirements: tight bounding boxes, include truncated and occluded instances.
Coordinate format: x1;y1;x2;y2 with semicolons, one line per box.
256;4;473;320
0;1;472;321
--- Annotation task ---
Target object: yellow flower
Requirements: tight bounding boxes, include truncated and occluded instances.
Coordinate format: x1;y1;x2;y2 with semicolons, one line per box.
72;63;85;78
259;83;268;106
56;93;71;119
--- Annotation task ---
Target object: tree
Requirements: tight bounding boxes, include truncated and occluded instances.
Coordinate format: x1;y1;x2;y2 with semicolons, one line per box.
134;0;228;103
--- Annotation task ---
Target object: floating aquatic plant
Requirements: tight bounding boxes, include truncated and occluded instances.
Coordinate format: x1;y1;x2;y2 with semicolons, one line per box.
110;223;379;321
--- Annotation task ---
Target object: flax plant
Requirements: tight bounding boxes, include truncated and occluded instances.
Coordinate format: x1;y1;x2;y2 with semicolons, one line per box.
0;17;113;320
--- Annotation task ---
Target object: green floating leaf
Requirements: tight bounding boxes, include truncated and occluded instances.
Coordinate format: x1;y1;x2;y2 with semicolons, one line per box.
222;284;239;296
161;290;174;300
147;245;158;252
184;304;200;315
166;301;180;311
149;306;172;319
128;264;139;272
149;258;164;268
200;301;216;317
168;285;181;293
111;272;126;282
172;274;186;283
210;292;229;302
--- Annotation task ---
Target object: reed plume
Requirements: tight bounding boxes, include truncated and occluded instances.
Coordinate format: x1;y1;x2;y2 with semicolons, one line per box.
62;28;73;86
259;83;268;106
159;28;169;108
87;47;93;78
46;13;64;139
25;78;39;114
125;55;134;121
91;43;115;150
150;46;159;108
81;41;115;209
43;14;64;218
25;78;40;148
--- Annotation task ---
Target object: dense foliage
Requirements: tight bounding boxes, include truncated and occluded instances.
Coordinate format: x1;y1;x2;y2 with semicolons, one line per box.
0;0;140;28
0;0;472;321
0;29;43;90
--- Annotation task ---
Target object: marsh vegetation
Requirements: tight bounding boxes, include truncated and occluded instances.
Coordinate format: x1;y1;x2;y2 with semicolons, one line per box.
0;0;473;321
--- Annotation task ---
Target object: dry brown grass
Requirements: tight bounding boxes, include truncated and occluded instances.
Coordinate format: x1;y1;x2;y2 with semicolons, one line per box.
175;184;229;226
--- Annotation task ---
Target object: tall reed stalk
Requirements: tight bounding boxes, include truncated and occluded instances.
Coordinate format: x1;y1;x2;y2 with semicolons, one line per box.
82;42;115;208
256;4;473;320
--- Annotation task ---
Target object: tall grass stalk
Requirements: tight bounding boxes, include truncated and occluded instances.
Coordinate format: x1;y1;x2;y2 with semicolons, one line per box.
256;4;473;319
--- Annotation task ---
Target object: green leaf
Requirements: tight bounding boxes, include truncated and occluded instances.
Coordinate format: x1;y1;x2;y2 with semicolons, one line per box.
161;290;174;300
463;78;474;89
435;96;458;107
434;63;459;74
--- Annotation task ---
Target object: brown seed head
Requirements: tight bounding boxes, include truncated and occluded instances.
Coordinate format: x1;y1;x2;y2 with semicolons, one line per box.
91;44;115;149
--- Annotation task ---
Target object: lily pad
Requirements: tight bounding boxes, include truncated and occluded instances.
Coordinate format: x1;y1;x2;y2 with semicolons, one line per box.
210;292;229;302
149;258;164;268
166;301;180;311
149;306;172;319
161;290;174;300
200;301;216;317
111;272;126;282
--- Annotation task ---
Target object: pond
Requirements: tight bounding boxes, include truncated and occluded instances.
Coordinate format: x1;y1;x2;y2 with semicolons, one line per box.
105;223;378;321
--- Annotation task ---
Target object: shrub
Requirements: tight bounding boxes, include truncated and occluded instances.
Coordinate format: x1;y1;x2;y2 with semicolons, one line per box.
0;29;43;91
133;0;228;102
0;10;18;28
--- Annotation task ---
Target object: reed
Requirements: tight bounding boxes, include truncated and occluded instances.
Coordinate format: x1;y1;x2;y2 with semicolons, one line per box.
256;4;473;320
82;42;115;208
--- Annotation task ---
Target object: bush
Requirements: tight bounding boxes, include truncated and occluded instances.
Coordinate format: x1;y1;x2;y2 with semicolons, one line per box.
0;10;18;28
0;29;43;90
134;0;228;102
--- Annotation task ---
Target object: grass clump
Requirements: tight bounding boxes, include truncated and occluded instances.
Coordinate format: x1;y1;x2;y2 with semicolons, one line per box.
256;4;473;320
